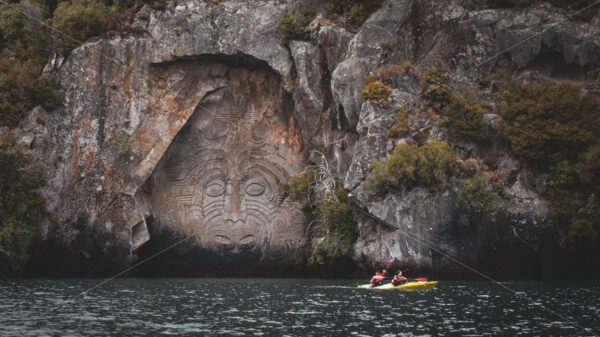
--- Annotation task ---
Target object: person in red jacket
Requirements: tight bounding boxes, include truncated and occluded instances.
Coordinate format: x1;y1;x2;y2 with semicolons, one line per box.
391;271;408;286
370;269;388;286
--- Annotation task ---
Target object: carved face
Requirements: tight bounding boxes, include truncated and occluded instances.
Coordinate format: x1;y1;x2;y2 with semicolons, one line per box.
146;81;306;262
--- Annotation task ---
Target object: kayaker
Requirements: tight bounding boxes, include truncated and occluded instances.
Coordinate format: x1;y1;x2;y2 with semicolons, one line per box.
391;271;408;286
369;269;388;286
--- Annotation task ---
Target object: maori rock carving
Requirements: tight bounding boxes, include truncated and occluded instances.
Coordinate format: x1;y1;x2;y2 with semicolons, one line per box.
144;65;307;264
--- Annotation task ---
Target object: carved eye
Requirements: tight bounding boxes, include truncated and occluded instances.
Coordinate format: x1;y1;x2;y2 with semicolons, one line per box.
205;180;225;197
245;182;266;196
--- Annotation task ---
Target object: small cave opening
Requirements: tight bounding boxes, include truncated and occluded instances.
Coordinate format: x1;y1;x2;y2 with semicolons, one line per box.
519;49;595;83
133;57;310;276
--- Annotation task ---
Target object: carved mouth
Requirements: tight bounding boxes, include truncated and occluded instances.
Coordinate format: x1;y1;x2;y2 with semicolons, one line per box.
214;235;236;250
211;233;257;251
237;234;257;250
208;225;259;252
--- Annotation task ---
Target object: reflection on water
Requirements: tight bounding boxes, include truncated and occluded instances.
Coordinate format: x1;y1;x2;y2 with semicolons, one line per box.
1;279;599;336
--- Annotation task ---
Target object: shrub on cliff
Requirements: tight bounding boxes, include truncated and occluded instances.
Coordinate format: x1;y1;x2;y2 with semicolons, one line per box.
283;167;317;206
366;141;454;192
0;136;49;270
361;76;391;102
1;0;52;57
386;143;419;185
546;151;600;248
0;58;63;127
310;188;357;265
284;166;357;265
0;0;62;126
279;8;316;40
419;62;489;143
365;158;389;191
0;2;25;47
279;14;304;38
458;175;503;213
51;0;111;54
415;141;454;187
324;0;383;26
567;194;600;242
499;82;600;166
387;106;408;139
444;93;489;143
499;82;600;249
421;61;451;112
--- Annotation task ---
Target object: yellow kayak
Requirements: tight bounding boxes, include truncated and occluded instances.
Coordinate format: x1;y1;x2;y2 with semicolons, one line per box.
358;281;438;290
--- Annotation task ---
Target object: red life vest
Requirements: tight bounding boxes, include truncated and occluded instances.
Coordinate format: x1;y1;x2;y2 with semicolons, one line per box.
370;275;386;285
391;276;407;286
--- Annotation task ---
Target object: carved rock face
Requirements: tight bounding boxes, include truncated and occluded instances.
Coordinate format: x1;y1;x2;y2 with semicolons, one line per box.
142;64;307;265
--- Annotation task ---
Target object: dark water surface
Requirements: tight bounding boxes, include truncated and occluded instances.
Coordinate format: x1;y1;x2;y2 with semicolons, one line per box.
1;278;599;336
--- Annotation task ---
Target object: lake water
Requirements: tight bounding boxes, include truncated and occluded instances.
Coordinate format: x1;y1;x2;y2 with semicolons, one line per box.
1;278;599;336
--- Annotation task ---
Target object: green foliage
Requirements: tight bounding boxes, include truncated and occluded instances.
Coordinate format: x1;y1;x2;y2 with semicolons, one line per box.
365;158;388;191
315;188;354;235
361;76;391;101
0;2;25;45
279;15;305;38
309;188;357;265
579;144;600;193
422;61;452;112
444;93;489;142
546;160;586;232
0;136;49;270
421;63;488;144
499;82;600;166
387;106;408;139
323;0;383;26
286;169;356;265
0;0;51;56
386;143;419;184
366;141;454;192
282;167;317;203
544;148;600;248
416;141;454;187
279;8;316;39
558;192;600;248
297;8;317;27
51;0;111;54
310;233;347;265
0;58;63;127
458;175;503;213
0;0;63;127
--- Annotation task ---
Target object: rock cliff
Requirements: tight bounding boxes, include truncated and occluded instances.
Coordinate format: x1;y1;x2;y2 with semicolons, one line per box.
9;0;600;277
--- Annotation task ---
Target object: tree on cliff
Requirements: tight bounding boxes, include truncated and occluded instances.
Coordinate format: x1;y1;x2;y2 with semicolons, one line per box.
283;152;357;266
0;135;49;270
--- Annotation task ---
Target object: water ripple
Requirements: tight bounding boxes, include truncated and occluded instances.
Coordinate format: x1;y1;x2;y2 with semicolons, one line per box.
0;279;598;336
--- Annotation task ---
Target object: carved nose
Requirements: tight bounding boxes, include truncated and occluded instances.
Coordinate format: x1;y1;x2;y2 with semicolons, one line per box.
224;182;246;223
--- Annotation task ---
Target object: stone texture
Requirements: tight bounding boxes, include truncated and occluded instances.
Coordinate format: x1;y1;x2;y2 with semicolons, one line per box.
141;63;307;268
8;0;599;276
